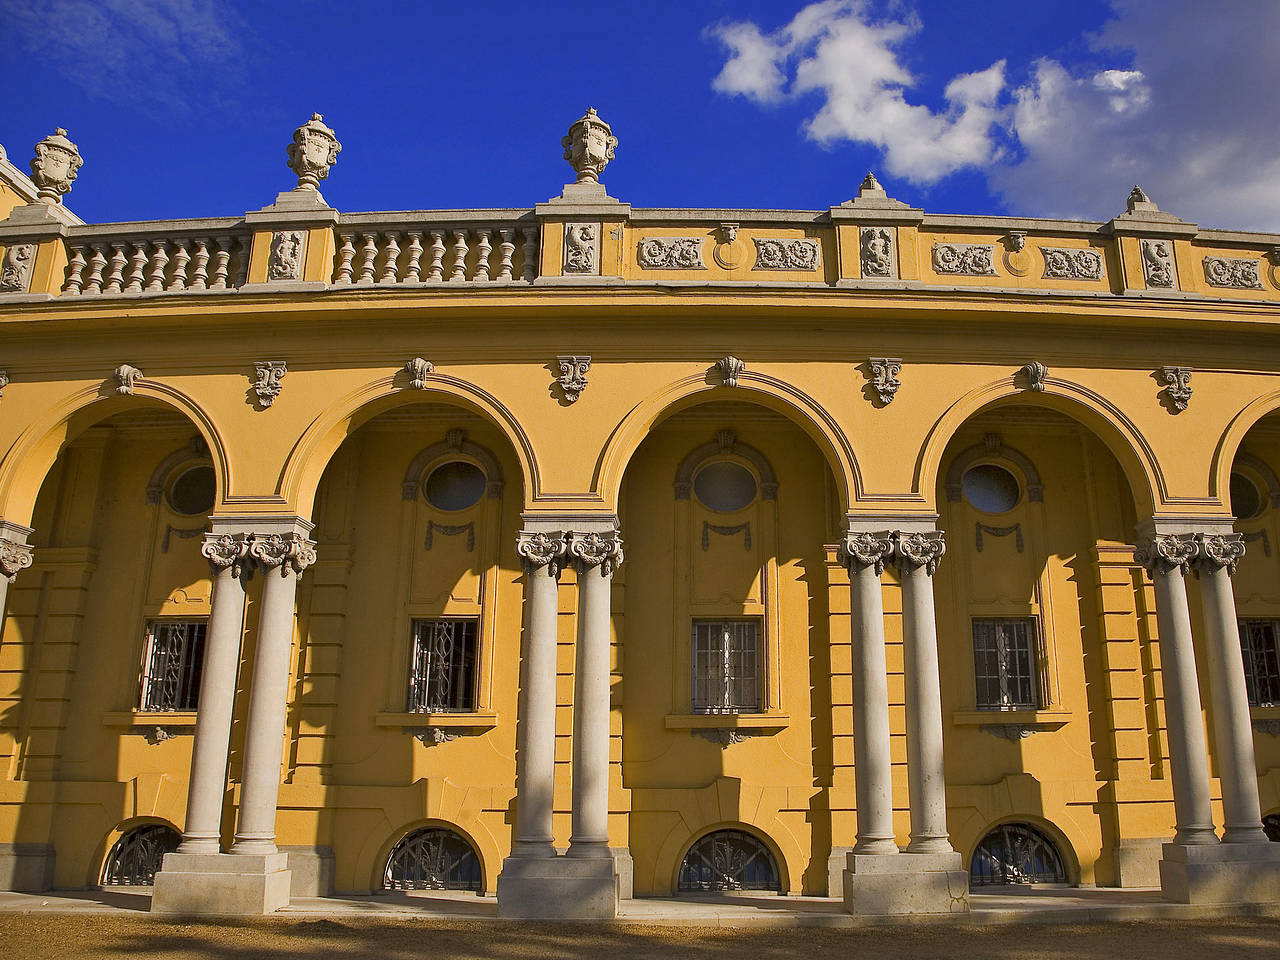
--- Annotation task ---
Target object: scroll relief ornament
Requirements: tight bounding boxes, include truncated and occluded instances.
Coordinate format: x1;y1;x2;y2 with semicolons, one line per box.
1203;256;1263;289
411;726;459;746
752;238;819;271
1020;361;1048;393
1135;534;1198;575
1157;365;1192;413
114;364;143;395
30;128;82;204
0;243;35;293
867;357;902;406
567;531;624;577
405;357;434;389
286;113;341;191
555;356;591;403
860;227;896;278
268;230;305;281
248;533;317;576
716;355;745;388
1041;247;1104;281
563;223;599;274
839;531;895;574
516;532;568;577
562;107;617;184
1195;533;1246;575
0;370;8;398
894;531;946;575
639;237;705;270
0;539;34;582
252;360;287;408
200;533;250;579
933;243;996;276
1141;239;1175;288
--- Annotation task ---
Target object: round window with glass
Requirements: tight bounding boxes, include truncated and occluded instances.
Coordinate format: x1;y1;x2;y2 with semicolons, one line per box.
961;463;1021;514
168;464;216;516
693;460;758;513
1230;471;1263;520
423;460;487;511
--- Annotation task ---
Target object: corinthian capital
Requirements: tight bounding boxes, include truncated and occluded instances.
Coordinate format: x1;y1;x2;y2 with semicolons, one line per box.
567;531;624;577
1194;533;1246;575
201;533;250;579
1134;534;1198;576
0;539;34;582
248;533;317;576
516;531;568;577
840;531;894;574
894;531;946;575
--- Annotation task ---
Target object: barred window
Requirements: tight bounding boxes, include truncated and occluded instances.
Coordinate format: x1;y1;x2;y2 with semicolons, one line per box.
692;619;762;714
973;618;1039;710
139;621;206;712
408;619;478;713
1239;619;1280;707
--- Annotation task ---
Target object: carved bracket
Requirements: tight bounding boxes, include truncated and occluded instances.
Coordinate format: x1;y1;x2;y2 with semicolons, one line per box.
1019;361;1048;393
407;725;461;747
405;357;434;389
980;723;1036;741
693;728;762;745
555;355;591;403
0;370;9;398
1157;365;1192;413
716;355;745;387
866;357;902;406
252;360;287;408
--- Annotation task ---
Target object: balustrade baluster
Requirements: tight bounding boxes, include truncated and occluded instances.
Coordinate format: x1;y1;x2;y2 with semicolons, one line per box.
450;230;468;281
189;240;210;290
210;238;232;290
83;244;107;294
169;240;191;291
146;241;169;292
334;233;355;285
521;227;538;282
496;229;515;281
357;233;377;285
63;246;87;295
233;239;250;287
404;232;424;283
427;230;445;282
125;243;149;292
380;231;402;283
105;244;127;293
474;230;493;281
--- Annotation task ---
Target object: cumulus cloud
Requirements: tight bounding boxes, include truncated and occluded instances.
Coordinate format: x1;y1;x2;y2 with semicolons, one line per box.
710;0;1280;230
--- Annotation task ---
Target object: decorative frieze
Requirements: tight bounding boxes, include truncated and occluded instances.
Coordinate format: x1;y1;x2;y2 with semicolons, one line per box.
405;357;433;389
563;223;599;274
1157;365;1192;412
567;531;624;577
866;357;902;406
562;107;617;184
932;243;996;276
839;531;894;574
29;128;82;204
1194;532;1246;575
1041;246;1103;280
267;230;305;281
1134;534;1198;575
716;355;745;387
0;538;34;582
114;364;143;395
1141;239;1176;288
894;531;946;574
200;533;250;579
0;243;35;293
639;237;705;270
1020;361;1048;393
555;355;591;403
516;531;568;577
252;360;287;408
752;238;819;271
859;227;896;278
1203;256;1262;289
286;113;341;191
248;533;317;575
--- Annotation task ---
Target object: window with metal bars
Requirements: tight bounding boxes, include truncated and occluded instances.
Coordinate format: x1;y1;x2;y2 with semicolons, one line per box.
972;618;1039;710
139;620;206;712
408;618;478;712
691;619;762;714
1239;619;1280;707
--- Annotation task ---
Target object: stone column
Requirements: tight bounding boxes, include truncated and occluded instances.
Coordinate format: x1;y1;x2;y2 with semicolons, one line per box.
1194;534;1267;845
843;531;898;855
0;524;35;639
177;533;250;854
1135;535;1217;845
565;531;622;859
230;532;316;855
894;531;954;855
508;532;566;858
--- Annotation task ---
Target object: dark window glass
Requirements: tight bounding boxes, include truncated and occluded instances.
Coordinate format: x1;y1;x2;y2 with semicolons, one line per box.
424;461;486;511
1239;619;1280;707
102;824;181;886
1230;471;1263;520
962;464;1021;513
168;465;216;516
678;829;780;892
692;619;762;714
140;621;206;712
693;461;757;513
973;618;1039;710
970;822;1067;887
384;827;482;891
408;619;478;712
1264;814;1280;843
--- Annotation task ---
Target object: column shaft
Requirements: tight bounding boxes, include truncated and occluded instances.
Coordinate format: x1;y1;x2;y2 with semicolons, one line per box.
568;559;612;856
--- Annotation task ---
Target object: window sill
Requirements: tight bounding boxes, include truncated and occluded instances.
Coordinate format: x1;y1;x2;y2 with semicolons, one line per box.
664;713;789;731
103;711;198;727
375;712;498;730
952;709;1070;740
1251;706;1280;736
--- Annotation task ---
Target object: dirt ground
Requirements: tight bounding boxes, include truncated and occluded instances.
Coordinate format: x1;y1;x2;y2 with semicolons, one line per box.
0;915;1278;960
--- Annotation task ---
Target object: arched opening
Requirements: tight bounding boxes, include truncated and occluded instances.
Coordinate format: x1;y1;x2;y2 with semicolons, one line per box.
678;828;781;893
101;823;181;886
1264;813;1280;843
383;826;482;891
970;821;1068;887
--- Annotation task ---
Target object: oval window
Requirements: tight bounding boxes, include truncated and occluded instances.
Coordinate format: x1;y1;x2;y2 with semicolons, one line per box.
168;465;216;516
962;464;1020;514
693;461;757;513
1230;472;1263;520
424;461;486;511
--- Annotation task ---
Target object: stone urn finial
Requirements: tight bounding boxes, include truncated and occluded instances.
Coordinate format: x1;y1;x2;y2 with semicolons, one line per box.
286;113;341;191
562;107;617;184
30;128;82;204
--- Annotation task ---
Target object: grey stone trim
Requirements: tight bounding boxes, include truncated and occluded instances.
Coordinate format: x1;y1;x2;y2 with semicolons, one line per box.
0;843;54;892
945;433;1044;503
281;845;334;897
401;429;504;501
673;429;778;501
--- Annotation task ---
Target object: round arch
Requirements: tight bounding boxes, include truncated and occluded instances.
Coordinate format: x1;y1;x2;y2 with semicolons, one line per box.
917;375;1161;516
596;372;860;514
0;382;230;528
1212;389;1280;509
669;821;791;895
371;818;491;894
281;374;539;518
965;815;1081;887
96;816;181;888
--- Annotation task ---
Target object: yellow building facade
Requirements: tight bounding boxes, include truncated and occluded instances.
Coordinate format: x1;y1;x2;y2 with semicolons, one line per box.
1;113;1280;917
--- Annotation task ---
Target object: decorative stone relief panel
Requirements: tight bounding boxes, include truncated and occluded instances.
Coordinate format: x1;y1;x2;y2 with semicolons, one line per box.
555;355;591;403
752;238;819;271
638;237;705;270
1040;246;1104;280
0;243;35;293
563;223;600;275
252;360;287;408
932;243;996;276
268;230;306;281
859;227;896;278
1203;256;1263;289
1141;239;1176;288
1157;365;1193;412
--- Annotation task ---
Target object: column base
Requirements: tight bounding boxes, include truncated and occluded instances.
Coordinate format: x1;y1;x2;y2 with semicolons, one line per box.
843;851;969;915
496;855;618;919
151;852;292;915
1160;841;1280;904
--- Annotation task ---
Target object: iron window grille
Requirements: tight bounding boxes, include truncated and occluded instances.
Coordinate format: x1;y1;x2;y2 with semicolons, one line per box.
101;824;181;886
692;619;762;714
1238;619;1280;707
678;829;780;892
408;618;478;713
139;620;207;712
969;821;1068;886
972;617;1039;710
383;827;482;891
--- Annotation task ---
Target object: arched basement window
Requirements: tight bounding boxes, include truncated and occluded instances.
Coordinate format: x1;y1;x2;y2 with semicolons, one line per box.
101;824;180;886
1264;813;1280;843
677;829;780;893
383;827;482;891
970;822;1068;887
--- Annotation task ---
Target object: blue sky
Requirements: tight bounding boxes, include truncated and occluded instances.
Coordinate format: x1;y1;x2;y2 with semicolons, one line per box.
5;1;1278;230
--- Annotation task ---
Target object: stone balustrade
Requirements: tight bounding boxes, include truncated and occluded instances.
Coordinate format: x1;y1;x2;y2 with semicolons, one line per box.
61;222;250;296
332;215;539;285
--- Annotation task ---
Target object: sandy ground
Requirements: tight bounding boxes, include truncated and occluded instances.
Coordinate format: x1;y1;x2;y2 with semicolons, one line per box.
0;915;1278;960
